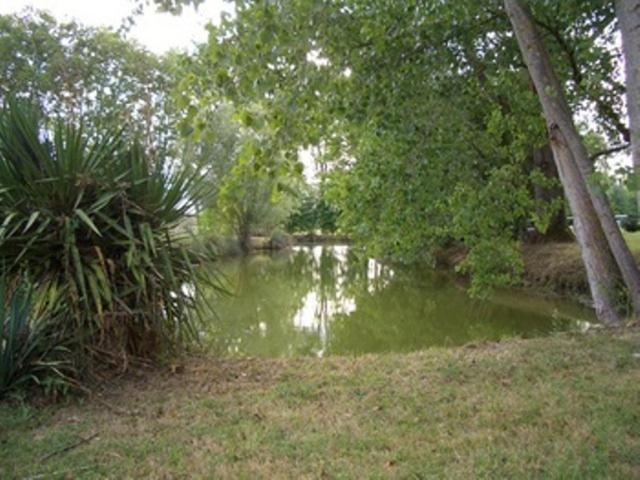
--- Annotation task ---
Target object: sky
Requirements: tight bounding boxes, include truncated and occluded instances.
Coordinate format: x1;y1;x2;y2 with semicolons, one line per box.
0;0;233;54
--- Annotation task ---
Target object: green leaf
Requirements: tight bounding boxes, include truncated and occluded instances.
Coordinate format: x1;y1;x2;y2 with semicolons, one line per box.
75;209;102;237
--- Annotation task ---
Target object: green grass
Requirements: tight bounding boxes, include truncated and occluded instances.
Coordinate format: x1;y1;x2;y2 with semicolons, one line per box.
624;231;640;252
1;330;639;478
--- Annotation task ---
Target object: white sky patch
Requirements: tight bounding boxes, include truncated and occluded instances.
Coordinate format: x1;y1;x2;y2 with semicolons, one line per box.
306;48;330;67
0;0;233;54
298;146;320;184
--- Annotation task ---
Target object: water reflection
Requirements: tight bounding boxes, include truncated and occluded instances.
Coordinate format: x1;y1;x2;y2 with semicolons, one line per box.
201;245;595;357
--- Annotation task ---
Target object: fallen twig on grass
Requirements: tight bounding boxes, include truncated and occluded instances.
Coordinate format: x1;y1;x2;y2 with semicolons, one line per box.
39;432;99;462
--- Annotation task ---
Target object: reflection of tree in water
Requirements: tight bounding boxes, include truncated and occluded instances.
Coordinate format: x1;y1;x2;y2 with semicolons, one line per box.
313;246;351;330
287;246;356;355
200;246;589;357
201;246;366;356
201;250;320;356
324;264;568;355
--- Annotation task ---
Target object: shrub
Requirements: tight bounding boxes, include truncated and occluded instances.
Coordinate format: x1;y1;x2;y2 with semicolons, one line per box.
213;236;243;257
270;229;293;249
191;234;242;258
286;195;339;235
622;215;640;233
0;275;73;398
0;103;220;375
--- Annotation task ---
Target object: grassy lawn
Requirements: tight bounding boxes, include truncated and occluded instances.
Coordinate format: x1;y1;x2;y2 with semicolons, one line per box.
624;231;640;252
1;329;639;479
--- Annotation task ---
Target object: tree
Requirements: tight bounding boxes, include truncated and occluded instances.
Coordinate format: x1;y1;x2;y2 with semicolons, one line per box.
616;0;640;211
215;148;296;252
607;179;637;219
179;101;297;252
286;189;339;235
504;0;640;323
151;0;639;317
0;10;175;158
188;1;628;295
179;103;241;202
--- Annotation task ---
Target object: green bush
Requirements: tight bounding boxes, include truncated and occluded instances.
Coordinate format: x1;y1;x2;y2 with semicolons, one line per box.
270;229;293;249
622;215;640;233
0;103;220;376
286;195;339;234
0;275;73;398
191;234;242;258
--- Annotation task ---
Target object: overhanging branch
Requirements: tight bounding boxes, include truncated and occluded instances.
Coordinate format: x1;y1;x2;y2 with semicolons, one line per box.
590;143;629;162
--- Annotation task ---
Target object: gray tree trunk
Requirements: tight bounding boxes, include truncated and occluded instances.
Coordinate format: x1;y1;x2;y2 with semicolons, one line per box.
504;0;623;324
570;135;640;318
550;128;623;325
616;0;640;211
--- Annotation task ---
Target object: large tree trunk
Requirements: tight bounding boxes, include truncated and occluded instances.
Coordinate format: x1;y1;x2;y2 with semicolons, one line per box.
569;136;640;317
616;0;640;211
504;0;624;324
551;128;623;324
530;143;573;242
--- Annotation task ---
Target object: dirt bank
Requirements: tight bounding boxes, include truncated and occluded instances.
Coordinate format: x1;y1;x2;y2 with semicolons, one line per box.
437;234;640;304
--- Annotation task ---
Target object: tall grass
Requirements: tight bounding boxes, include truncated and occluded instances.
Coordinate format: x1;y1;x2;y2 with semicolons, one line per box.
0;103;219;379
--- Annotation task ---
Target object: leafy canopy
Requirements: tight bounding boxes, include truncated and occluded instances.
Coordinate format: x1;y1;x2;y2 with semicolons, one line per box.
175;0;623;292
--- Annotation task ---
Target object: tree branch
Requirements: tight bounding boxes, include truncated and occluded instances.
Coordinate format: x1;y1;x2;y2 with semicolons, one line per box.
534;17;582;85
534;16;630;143
590;143;629;161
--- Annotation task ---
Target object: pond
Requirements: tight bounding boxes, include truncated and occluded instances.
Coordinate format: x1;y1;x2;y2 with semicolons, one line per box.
202;245;595;357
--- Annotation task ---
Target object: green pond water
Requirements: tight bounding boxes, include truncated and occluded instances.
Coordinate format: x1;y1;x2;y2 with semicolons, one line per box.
202;245;596;357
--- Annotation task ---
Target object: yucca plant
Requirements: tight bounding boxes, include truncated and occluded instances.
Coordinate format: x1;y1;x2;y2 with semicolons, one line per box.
0;102;219;374
0;274;73;397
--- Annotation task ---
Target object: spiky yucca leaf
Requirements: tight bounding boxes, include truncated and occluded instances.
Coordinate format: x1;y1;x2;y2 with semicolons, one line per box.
0;275;74;397
0;102;220;373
